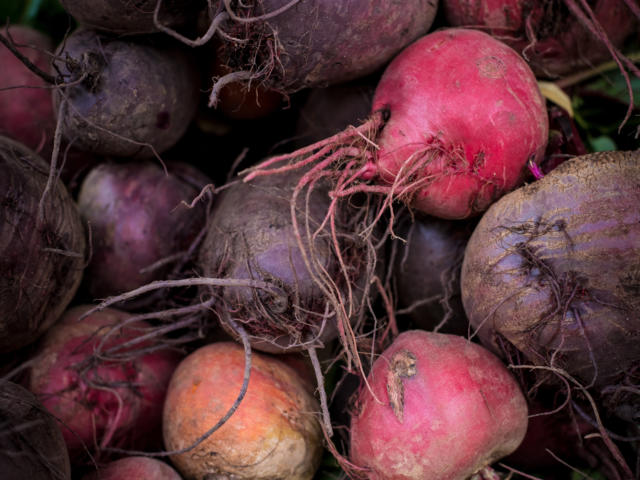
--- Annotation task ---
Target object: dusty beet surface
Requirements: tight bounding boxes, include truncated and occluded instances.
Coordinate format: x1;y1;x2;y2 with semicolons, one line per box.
214;0;438;95
350;330;528;480
0;136;86;353
461;151;640;391
52;29;200;158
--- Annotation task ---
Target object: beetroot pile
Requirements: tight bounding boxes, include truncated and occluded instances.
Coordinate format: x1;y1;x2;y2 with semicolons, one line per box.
0;1;638;479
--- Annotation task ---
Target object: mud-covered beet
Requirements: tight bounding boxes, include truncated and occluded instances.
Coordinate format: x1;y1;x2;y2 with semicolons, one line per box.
0;136;86;353
215;0;438;94
59;0;201;35
52;29;200;158
198;171;378;352
0;380;71;480
77;161;209;300
461;151;640;390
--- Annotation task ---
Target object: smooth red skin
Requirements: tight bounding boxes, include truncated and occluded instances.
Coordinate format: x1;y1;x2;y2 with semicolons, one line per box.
370;28;548;219
78;161;209;299
0;26;55;155
350;331;528;480
81;457;182;480
28;306;181;459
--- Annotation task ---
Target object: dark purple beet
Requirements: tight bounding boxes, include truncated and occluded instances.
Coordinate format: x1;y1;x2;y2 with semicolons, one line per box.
52;29;200;158
0;380;71;480
197;170;381;353
393;215;474;335
0;136;86;353
78;161;209;301
212;0;438;96
461;151;640;391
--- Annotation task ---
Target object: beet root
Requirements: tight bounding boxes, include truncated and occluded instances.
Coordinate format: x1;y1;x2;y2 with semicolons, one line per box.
461;151;640;391
198;170;380;353
350;330;528;480
28;305;181;460
77;160;209;301
52;29;200;158
211;0;438;97
163;342;323;480
0;136;86;352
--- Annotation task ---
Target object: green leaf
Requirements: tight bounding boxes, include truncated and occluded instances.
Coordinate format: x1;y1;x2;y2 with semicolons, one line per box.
0;0;24;23
589;135;617;152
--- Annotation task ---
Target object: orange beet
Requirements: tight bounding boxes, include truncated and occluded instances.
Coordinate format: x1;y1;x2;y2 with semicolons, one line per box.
163;342;323;480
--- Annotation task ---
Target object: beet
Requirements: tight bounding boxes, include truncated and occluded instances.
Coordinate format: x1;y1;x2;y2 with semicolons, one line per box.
77;160;209;301
350;330;528;480
461;151;640;391
163;342;323;479
59;0;202;35
0;380;71;480
392;215;474;335
52;29;200;158
0;26;55;156
442;0;637;77
28;305;181;461
246;28;549;220
198;170;381;353
0;136;86;352
209;0;438;99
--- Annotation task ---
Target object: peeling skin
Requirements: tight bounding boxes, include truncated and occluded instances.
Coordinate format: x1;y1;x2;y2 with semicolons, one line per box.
386;350;417;423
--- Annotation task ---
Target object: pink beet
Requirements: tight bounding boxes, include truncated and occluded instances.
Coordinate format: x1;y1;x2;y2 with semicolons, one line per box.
350;330;528;480
28;305;181;461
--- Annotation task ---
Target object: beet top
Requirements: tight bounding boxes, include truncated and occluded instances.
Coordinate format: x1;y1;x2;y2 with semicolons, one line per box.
461;150;640;390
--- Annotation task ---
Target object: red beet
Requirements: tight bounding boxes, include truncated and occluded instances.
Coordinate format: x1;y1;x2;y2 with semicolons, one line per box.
28;306;181;461
350;330;528;480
